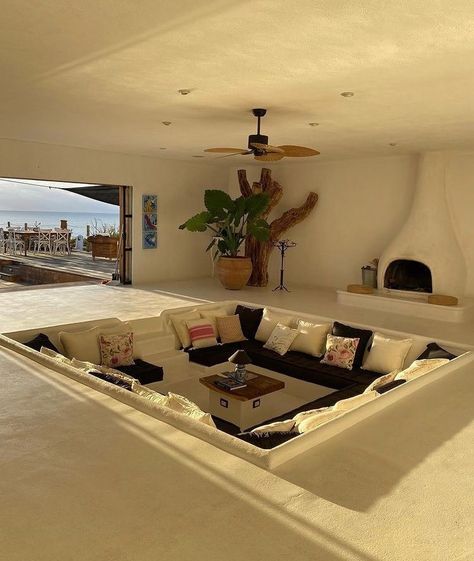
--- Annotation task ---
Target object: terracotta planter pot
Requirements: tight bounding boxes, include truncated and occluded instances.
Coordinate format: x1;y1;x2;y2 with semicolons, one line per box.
216;256;252;290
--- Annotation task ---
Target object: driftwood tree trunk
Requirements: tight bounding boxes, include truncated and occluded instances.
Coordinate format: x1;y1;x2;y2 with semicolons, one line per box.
238;168;318;287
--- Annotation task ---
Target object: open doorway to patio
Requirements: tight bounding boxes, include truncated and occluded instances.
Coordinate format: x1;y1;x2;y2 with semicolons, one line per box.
0;178;132;289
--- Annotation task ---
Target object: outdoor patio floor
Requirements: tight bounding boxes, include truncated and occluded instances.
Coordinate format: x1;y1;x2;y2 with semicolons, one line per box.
2;250;116;280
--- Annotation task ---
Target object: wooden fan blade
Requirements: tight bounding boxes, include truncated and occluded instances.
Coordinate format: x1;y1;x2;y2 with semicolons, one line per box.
204;147;248;153
216;151;252;159
278;145;320;157
254;153;284;162
250;143;285;154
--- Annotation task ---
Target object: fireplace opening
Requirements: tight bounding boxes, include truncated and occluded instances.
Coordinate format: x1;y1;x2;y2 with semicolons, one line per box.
384;260;432;293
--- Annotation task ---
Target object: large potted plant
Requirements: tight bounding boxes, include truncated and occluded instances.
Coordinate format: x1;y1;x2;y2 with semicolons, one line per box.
179;190;270;289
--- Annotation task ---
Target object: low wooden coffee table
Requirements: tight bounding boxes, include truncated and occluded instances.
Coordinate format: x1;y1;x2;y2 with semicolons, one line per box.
199;372;285;431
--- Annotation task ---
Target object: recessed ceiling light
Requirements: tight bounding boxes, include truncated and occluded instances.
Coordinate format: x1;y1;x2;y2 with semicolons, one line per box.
308;122;320;127
192;155;204;158
389;142;397;146
159;147;167;150
340;91;354;97
162;121;171;126
178;89;191;95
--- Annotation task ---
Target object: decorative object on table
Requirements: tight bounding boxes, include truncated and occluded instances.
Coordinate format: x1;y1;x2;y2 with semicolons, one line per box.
204;108;320;162
347;283;374;295
238;168;318;287
179;189;271;289
427;294;458;306
361;258;379;288
228;349;252;383
142;194;158;249
272;239;296;291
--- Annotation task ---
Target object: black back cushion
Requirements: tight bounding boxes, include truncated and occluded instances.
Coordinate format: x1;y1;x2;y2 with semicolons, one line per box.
417;342;457;361
332;321;373;368
24;333;59;353
235;305;264;340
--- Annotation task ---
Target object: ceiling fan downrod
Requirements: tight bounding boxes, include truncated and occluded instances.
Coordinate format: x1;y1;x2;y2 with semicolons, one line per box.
249;108;268;151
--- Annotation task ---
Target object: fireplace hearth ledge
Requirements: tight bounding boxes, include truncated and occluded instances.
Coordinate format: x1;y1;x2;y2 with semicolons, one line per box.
337;289;474;323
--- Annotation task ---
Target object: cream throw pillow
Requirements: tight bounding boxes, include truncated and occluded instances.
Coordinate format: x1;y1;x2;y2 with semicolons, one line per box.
334;390;378;411
200;307;229;337
186;319;218;349
168;310;201;348
362;332;413;374
263;323;299;356
167;392;216;427
40;347;73;366
216;315;246;344
290;320;331;357
394;358;450;382
131;382;170;406
363;371;398;393
297;409;343;434
250;419;296;435
255;308;295;342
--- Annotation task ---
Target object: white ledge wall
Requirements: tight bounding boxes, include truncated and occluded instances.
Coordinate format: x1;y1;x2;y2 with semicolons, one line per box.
228;151;474;296
0;139;228;284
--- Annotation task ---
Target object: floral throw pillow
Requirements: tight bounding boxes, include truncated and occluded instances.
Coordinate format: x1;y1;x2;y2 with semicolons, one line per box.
320;334;360;370
99;332;135;368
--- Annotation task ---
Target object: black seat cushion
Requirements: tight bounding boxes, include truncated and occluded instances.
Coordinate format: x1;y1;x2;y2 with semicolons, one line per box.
186;342;246;367
332;321;373;368
237;431;299;449
116;359;164;384
24;333;59;353
235;305;264;340
417;342;457;361
88;369;133;390
375;379;406;394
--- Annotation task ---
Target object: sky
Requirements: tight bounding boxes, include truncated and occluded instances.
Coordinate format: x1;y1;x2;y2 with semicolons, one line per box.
0;178;118;213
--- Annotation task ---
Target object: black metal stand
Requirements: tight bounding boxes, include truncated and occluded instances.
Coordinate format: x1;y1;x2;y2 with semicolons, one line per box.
272;239;296;291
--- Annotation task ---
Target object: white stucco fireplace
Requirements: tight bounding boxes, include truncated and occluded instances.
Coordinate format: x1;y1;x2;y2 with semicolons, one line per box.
337;151;472;322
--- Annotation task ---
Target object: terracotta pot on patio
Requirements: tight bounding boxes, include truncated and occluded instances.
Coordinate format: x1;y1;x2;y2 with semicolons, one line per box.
215;256;252;290
87;235;118;261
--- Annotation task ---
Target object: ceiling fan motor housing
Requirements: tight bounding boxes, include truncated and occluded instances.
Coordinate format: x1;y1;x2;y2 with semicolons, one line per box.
248;133;268;151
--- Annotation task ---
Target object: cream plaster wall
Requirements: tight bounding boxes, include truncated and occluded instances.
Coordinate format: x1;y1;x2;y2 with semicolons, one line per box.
0;139;227;284
228;152;474;296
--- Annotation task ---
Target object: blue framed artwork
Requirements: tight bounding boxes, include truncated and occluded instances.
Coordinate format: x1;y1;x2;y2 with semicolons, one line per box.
142;194;158;249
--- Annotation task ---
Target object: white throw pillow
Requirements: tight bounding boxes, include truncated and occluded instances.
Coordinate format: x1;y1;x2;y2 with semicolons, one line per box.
168;310;201;348
293;406;331;426
167;392;216;427
290;320;331;357
255;308;295;342
200;307;229;337
263;323;299;356
363;371;398;393
394;358;450;382
361;332;413;374
250;419;296;435
297;409;343;434
131;382;170;406
334;390;378;411
59;323;131;364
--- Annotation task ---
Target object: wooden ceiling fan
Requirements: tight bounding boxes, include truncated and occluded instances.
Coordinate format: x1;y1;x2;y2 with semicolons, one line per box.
204;108;320;161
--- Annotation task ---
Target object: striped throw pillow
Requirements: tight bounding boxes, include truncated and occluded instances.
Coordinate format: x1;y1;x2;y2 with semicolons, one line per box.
216;315;246;344
186;319;218;349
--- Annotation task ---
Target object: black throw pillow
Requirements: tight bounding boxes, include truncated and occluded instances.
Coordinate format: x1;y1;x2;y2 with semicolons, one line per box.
375;379;406;395
237;431;298;449
417;342;457;361
24;333;59;353
332;321;373;369
235;305;264;340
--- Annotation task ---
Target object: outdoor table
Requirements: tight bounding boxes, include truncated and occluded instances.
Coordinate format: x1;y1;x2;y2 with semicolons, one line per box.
11;230;39;257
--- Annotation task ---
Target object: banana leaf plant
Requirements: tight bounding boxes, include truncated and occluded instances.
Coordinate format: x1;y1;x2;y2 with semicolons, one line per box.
179;189;270;258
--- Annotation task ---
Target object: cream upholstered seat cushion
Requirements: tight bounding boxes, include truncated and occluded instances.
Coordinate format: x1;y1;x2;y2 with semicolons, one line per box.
255;308;295;342
296;409;343;433
290;320;331;357
216;315;246;344
250;419;297;435
131;382;170;406
168;310;201;348
362;332;413;374
59;323;132;364
263;323;299;356
394;358;450;381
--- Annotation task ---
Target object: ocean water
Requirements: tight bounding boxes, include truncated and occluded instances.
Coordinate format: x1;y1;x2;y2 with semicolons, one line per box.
0;210;119;237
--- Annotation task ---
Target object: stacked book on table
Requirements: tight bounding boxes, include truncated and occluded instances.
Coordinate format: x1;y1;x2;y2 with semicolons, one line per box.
214;377;247;391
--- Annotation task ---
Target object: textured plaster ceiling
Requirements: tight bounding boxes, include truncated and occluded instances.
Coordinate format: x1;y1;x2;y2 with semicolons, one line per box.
1;0;474;162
